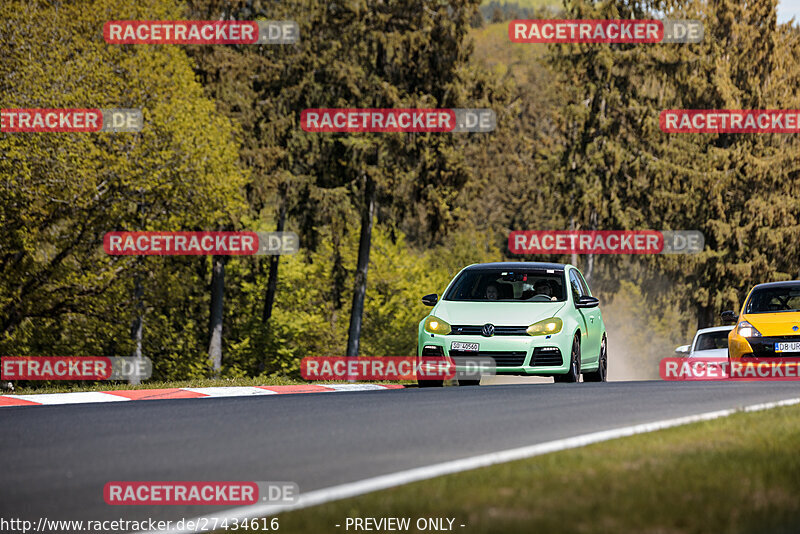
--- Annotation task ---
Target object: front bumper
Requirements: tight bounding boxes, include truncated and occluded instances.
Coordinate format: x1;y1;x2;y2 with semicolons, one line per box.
417;332;571;375
729;333;800;359
728;331;752;359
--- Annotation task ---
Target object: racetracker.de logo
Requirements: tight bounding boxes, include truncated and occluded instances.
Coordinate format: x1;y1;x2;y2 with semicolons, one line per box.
103;231;299;256
301;356;459;381
1;356;152;381
103;21;299;44
0;109;142;133
300;108;496;133
103;481;298;505
660;358;800;381
509;230;704;255
660;110;800;133
509;19;703;44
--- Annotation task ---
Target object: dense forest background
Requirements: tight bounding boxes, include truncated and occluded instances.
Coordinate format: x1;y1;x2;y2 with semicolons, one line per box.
2;0;799;383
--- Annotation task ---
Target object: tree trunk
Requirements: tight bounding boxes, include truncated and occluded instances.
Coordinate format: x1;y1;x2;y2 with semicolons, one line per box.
262;201;286;323
585;253;594;285
346;174;377;358
698;303;715;330
208;255;226;376
569;217;578;267
585;210;597;284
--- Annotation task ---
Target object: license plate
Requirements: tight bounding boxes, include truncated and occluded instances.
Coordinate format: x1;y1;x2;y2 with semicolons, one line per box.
775;342;800;352
451;341;479;352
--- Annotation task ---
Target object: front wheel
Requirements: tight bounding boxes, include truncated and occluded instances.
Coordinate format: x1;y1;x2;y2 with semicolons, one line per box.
554;334;581;383
583;335;607;382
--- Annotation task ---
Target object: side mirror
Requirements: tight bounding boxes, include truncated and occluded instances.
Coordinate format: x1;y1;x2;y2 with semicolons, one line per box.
720;310;738;324
675;344;690;356
422;293;438;307
575;295;600;309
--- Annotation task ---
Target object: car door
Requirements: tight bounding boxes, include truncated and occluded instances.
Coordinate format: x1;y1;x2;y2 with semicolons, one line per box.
571;268;601;364
568;269;592;365
577;270;603;358
689;331;701;356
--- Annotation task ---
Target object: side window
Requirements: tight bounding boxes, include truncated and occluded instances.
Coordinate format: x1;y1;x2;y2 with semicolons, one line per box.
569;270;584;302
576;271;591;296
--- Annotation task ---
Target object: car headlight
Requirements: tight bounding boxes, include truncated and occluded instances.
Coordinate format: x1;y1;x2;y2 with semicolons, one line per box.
424;316;451;335
737;320;762;338
527;317;563;336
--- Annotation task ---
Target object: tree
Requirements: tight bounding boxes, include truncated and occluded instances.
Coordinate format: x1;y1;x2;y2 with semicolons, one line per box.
547;0;800;328
187;0;491;359
0;0;247;377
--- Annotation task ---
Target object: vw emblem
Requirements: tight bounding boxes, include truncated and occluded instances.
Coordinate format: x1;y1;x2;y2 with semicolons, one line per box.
481;323;495;337
794;326;799;332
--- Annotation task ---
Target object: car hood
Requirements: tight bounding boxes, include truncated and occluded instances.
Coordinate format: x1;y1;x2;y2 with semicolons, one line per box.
743;312;800;337
433;300;567;326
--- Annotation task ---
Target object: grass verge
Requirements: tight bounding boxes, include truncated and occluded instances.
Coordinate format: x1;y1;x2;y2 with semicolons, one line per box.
274;403;800;534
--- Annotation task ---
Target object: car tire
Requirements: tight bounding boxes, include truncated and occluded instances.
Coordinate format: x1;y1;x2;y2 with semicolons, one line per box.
418;380;443;388
554;334;581;383
458;379;481;386
727;350;733;379
583;335;607;382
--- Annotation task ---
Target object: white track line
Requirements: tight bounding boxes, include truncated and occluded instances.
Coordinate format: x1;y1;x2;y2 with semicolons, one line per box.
9;391;131;405
181;387;277;397
140;396;800;534
322;384;394;391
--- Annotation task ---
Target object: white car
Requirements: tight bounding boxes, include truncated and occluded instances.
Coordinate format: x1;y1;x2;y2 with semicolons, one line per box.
675;325;734;358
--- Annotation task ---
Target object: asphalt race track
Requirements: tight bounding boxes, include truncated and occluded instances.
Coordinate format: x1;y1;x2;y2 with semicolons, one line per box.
3;380;800;528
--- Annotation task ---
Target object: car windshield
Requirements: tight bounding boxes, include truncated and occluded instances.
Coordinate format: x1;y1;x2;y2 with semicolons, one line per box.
443;269;567;302
694;331;730;351
745;286;800;314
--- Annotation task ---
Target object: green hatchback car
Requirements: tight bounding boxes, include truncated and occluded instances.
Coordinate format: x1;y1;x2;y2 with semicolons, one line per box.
417;262;607;386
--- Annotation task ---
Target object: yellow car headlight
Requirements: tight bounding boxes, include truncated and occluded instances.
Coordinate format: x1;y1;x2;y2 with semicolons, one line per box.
424;316;451;335
736;320;762;338
527;317;563;336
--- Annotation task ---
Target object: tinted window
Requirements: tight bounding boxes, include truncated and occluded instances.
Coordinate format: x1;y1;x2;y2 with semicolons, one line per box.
444;269;566;302
575;270;591;296
745;286;800;314
568;270;584;301
693;331;730;351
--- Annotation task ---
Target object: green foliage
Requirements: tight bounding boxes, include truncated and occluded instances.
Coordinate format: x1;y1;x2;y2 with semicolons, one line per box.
5;0;800;386
546;0;800;328
0;0;247;379
216;226;501;378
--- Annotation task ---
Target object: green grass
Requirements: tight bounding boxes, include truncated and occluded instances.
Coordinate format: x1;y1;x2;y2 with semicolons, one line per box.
274;403;800;534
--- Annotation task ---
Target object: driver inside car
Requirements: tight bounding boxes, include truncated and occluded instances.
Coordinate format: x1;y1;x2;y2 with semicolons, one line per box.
534;280;553;298
485;284;500;300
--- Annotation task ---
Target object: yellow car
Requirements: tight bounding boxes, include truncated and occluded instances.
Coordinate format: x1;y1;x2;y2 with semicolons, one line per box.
724;281;800;360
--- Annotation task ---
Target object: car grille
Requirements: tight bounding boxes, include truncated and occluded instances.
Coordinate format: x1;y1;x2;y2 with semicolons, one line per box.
449;325;529;336
448;350;527;366
530;347;563;366
747;336;800;358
